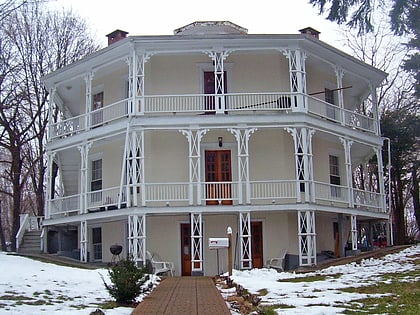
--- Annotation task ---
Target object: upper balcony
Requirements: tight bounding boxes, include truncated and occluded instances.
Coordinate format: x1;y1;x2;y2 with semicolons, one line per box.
45;30;386;144
49;92;377;140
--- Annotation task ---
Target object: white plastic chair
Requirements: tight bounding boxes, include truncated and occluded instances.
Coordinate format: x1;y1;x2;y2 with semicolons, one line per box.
146;251;175;276
265;249;287;272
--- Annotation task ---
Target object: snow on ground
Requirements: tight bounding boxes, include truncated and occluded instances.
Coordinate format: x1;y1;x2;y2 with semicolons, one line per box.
228;245;420;314
0;253;159;314
1;245;419;314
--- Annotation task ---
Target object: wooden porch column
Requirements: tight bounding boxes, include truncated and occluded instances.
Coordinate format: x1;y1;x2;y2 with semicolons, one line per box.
180;129;209;205
207;50;230;114
84;72;94;129
334;66;346;125
229;128;256;205
121;128;144;207
128;214;146;266
80;220;88;263
239;211;252;269
351;215;358;250
370;83;381;135
286;127;315;202
298;210;317;266
77;142;92;214
45;151;56;220
374;146;386;212
191;213;203;275
283;49;308;112
340;137;354;208
128;50;151;115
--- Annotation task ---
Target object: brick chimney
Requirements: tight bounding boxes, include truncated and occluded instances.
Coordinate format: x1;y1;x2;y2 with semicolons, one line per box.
299;27;320;39
106;30;129;46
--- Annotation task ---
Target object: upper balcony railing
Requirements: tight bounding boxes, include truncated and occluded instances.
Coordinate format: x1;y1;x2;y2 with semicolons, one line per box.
47;180;386;219
49;92;377;140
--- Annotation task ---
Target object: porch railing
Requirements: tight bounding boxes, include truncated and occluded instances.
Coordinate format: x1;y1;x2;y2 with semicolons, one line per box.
145;182;189;202
49;92;377;139
48;180;386;218
250;180;297;201
49;194;79;217
353;188;383;212
87;186;126;211
201;181;239;203
314;181;349;204
50;98;129;139
307;95;376;133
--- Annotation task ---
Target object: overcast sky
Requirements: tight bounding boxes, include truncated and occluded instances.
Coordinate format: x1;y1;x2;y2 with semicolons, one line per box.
49;0;343;47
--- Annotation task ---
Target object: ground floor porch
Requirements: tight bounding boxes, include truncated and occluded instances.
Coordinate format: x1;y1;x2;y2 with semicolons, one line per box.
42;208;390;276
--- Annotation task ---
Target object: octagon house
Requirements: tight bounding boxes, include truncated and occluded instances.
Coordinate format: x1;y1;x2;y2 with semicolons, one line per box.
41;21;389;275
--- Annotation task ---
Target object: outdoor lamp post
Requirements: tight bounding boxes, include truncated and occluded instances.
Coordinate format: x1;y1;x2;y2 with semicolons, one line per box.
227;226;232;276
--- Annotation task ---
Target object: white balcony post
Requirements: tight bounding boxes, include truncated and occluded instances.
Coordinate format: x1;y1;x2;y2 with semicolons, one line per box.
370;83;380;135
78;142;92;214
190;213;203;275
80;220;88;263
124;129;144;207
128;214;146;266
298;210;317;266
340;138;354;208
374;146;386;211
283;49;307;112
229;128;256;204
239;211;252;269
180;129;208;205
84;72;94;129
45;152;56;219
47;87;56;140
286;127;315;202
129;50;151;115
351;215;358;250
208;50;230;114
335;66;346;126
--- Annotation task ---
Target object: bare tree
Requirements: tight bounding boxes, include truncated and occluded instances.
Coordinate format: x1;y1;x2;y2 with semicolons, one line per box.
0;0;100;250
335;2;420;245
0;0;28;21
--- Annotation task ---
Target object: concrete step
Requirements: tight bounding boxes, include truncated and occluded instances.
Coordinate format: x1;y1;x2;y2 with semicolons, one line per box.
18;230;42;253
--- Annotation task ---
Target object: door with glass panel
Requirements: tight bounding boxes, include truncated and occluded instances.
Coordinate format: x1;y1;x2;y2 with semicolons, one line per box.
205;150;232;205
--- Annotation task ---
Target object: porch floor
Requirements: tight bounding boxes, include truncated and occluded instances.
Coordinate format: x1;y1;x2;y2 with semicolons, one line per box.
132;276;231;315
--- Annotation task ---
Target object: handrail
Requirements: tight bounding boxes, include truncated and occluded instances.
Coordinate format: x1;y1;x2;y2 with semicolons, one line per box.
307;95;376;133
49;92;377;140
16;214;29;251
47;180;387;217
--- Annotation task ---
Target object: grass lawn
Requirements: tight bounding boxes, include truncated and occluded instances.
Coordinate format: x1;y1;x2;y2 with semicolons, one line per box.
340;267;420;314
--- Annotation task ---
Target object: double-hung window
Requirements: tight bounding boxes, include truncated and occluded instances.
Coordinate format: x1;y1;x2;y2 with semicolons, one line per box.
91;159;102;204
329;155;341;198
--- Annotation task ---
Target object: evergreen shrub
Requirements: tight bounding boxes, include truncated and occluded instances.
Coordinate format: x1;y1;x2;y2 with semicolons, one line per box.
102;259;148;305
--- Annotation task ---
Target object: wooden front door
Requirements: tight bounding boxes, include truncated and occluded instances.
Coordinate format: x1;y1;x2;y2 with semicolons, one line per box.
181;223;191;276
204;71;227;112
251;221;264;268
205;150;232;205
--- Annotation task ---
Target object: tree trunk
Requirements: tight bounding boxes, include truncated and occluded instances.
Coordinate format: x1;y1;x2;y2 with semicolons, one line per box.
392;168;407;245
10;145;24;252
0;201;7;251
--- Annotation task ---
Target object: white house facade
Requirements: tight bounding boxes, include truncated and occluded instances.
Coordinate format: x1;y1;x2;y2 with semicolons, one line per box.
41;21;389;276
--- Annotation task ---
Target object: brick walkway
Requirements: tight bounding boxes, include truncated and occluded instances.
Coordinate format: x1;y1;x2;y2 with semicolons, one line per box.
132;277;231;315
